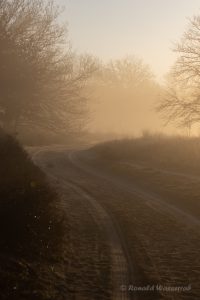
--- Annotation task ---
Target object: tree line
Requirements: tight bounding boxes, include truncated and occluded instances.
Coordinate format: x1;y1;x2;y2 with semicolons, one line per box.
0;0;200;139
158;15;200;132
0;0;96;138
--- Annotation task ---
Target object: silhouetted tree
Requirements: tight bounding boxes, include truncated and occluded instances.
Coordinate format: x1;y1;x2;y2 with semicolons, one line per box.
88;56;159;134
101;56;154;88
0;0;96;135
158;15;200;128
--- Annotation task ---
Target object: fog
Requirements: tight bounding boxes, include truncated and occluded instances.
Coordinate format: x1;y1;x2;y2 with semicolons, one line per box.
1;1;200;299
89;87;160;136
85;58;182;137
0;0;199;143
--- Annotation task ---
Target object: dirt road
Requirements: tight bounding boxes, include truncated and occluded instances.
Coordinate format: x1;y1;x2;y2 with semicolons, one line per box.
31;145;134;300
30;145;200;300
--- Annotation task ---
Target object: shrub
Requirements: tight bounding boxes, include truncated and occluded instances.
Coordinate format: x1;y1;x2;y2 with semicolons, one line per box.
0;129;65;259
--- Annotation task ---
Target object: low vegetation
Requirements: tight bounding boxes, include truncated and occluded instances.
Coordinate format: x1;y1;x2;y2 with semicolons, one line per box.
92;133;200;175
0;129;65;299
85;134;200;298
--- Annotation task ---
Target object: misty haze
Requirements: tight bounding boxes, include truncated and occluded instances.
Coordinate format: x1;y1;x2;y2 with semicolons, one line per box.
0;1;200;299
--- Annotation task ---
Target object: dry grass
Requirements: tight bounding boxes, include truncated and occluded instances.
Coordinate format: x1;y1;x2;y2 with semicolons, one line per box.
79;135;200;298
0;130;66;299
92;134;200;175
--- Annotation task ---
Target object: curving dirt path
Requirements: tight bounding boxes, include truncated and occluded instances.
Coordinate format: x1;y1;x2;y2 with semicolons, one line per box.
29;145;200;299
30;146;133;300
69;151;200;229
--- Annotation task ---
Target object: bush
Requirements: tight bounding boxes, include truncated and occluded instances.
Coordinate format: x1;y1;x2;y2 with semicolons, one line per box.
0;129;65;259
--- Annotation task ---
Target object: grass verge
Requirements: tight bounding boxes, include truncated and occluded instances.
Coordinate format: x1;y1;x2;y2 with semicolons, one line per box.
0;130;66;300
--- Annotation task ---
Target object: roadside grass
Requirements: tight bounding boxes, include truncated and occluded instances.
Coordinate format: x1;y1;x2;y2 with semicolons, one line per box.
0;130;112;300
0;130;66;299
90;134;200;219
81;134;200;298
92;134;200;175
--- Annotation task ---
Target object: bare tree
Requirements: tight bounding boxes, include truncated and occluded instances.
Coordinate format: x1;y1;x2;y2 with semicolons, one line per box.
158;15;200;128
88;56;160;134
0;0;96;135
101;56;154;89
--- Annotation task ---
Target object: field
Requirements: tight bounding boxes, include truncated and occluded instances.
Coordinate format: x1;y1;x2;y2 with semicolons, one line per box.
78;134;200;299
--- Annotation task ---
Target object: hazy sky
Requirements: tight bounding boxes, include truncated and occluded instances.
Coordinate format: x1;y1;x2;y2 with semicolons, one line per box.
57;0;200;80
